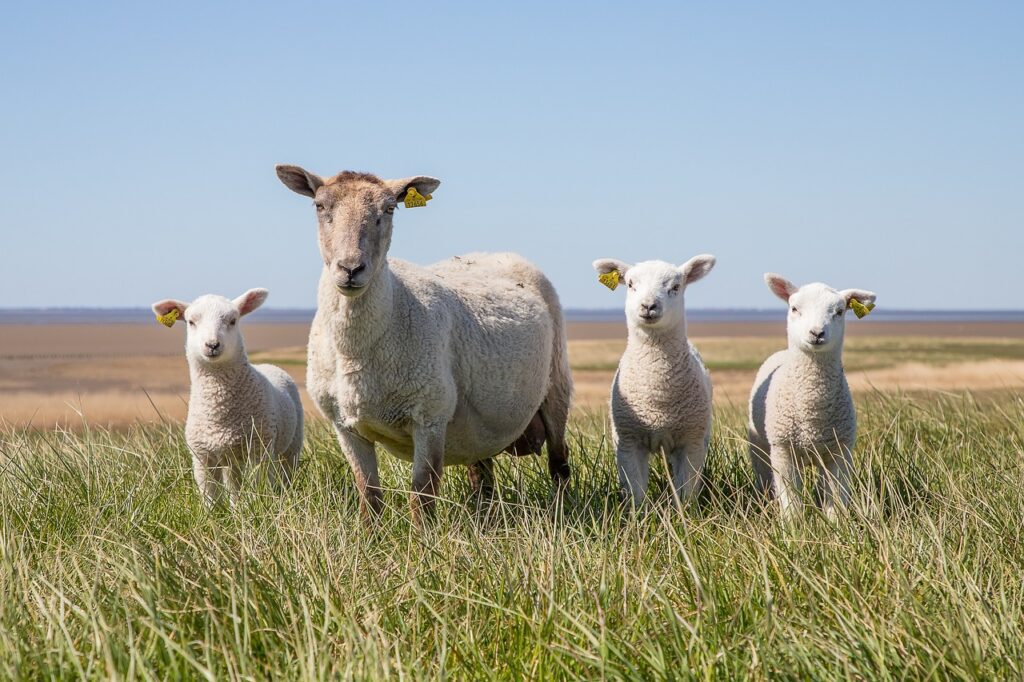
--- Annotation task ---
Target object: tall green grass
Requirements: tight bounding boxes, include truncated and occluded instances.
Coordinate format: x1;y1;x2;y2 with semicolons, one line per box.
1;392;1023;679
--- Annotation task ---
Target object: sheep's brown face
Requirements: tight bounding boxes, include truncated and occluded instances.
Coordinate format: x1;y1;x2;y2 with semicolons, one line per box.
276;165;441;298
312;178;396;296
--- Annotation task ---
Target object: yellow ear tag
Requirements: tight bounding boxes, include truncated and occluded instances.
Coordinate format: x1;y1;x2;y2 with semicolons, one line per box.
848;299;875;319
598;270;620;290
404;186;431;208
156;309;180;327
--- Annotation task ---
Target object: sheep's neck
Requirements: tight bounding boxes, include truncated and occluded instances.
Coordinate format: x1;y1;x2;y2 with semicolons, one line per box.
188;350;260;413
325;263;395;355
785;345;844;375
627;322;692;364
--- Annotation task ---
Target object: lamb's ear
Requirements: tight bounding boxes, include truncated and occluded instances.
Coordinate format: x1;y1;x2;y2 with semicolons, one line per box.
275;164;324;198
151;299;188;324
764;273;798;302
840;288;877;308
592;258;631;278
233;288;269;317
385;176;441;203
679;254;716;285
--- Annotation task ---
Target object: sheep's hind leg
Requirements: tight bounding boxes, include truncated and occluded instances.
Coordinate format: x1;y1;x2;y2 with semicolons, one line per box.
467;457;495;499
410;423;446;524
539;400;571;488
335;426;382;520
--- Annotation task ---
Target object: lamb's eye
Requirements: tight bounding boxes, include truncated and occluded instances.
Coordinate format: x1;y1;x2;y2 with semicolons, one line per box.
384;205;395;214
188;320;195;327
790;306;798;313
229;319;236;326
835;308;844;317
669;284;680;294
627;281;634;289
315;202;325;211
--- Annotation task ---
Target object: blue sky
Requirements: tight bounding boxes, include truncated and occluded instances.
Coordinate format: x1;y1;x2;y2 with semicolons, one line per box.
1;2;1021;310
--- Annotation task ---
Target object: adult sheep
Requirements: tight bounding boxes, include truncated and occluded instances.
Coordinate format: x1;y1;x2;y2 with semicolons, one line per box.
276;165;572;520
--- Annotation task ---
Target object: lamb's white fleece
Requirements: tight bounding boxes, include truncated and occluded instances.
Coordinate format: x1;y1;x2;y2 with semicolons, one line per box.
593;255;716;505
152;290;303;506
747;274;876;518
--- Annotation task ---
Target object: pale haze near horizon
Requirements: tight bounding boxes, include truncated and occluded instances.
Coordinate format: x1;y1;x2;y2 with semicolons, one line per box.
1;2;1021;311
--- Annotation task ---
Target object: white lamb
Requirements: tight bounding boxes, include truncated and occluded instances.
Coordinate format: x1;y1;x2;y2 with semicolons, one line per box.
275;165;572;521
151;289;303;507
747;274;877;519
592;255;717;506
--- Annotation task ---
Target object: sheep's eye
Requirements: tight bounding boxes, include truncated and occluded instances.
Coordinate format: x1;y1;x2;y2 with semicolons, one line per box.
835;308;844;317
627;281;634;289
188;320;195;327
669;284;680;294
314;202;325;211
790;306;798;313
229;318;237;326
384;205;395;214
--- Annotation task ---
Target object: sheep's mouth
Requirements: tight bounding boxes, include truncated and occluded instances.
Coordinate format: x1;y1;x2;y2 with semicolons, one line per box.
638;313;662;323
336;282;367;297
203;349;223;359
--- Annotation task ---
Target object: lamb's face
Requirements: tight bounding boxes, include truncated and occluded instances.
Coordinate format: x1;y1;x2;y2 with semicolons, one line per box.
622;261;687;329
183;296;246;364
765;274;877;355
275;166;440;299
786;284;849;353
593;255;716;332
152;289;268;367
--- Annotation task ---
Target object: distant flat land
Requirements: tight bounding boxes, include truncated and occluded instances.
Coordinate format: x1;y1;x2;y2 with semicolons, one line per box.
1;319;1023;428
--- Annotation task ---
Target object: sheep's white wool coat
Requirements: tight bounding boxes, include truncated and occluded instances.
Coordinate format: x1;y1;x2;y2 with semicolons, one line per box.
307;253;568;466
748;348;855;459
186;361;304;473
611;331;713;453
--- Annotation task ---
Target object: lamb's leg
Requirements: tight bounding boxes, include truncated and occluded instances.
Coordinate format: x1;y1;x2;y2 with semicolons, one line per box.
667;435;708;507
410;423;446;524
817;448;852;520
467;457;495;499
335;426;382;520
192;454;222;509
748;430;774;498
224;461;243;508
281;404;304;486
770;444;801;520
617;439;650;506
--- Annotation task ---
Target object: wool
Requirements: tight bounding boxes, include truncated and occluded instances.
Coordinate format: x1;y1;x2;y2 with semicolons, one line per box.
747;274;876;518
593;256;716;505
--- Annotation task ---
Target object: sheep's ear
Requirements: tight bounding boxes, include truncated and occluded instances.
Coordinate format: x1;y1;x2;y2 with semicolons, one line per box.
151;299;188;324
233;288;269;316
679;254;716;285
276;164;324;198
592;258;632;278
385;176;441;203
764;273;798;302
840;288;877;308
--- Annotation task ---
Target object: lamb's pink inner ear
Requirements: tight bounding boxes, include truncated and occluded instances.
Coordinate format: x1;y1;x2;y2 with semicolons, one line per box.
236;289;268;316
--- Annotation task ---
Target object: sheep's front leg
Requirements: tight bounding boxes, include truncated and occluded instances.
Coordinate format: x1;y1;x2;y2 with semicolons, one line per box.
192;453;223;509
410;423;446;523
769;444;802;520
667;435;708;507
616;438;651;507
334;427;382;520
817;448;852;520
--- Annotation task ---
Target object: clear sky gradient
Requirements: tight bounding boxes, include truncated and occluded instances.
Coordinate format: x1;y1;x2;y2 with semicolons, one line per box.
2;2;1022;310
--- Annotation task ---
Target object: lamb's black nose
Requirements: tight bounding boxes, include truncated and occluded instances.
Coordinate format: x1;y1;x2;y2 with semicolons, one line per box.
206;341;221;351
810;330;825;343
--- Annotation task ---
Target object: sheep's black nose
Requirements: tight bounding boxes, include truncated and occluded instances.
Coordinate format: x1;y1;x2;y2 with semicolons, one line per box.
206;341;221;351
336;261;367;279
810;330;825;343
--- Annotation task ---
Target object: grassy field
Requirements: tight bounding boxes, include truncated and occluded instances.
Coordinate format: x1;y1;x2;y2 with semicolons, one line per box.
2;391;1023;679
